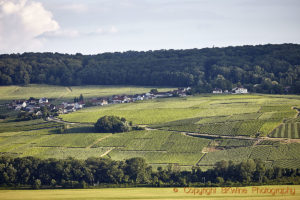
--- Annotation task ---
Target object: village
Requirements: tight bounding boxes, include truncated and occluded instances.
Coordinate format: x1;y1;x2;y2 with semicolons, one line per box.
7;86;248;120
8;87;192;119
212;87;248;94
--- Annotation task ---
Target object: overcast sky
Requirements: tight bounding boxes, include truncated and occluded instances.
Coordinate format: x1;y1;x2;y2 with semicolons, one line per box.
0;0;299;54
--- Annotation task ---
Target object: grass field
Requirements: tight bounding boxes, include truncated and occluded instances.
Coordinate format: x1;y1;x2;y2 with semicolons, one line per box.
0;186;299;200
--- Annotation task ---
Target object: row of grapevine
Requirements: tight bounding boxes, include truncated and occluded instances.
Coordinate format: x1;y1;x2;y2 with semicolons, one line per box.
219;139;254;147
269;123;300;139
257;140;280;146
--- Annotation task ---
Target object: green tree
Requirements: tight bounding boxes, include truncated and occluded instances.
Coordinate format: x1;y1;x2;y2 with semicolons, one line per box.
33;179;41;189
125;157;150;183
94;115;130;133
50;179;56;188
23;72;30;85
79;94;84;102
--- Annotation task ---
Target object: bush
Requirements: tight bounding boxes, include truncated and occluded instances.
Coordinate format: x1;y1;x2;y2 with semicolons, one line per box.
94;115;130;133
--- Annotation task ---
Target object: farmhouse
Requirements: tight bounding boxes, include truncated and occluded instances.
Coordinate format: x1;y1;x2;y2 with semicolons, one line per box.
112;95;124;104
74;103;83;109
98;98;108;106
132;94;144;101
65;105;76;112
14;101;27;110
232;87;248;94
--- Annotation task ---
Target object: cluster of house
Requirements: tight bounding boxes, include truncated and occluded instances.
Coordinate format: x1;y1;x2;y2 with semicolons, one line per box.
9;87;191;115
85;87;191;107
9;97;53;116
212;87;248;94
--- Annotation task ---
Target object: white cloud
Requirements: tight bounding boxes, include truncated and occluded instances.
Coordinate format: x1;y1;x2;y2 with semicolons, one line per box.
39;29;79;38
94;26;119;35
59;3;88;13
0;0;59;53
39;26;119;40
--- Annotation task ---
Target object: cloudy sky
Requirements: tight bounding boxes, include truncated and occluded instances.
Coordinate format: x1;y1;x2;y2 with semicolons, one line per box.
0;0;299;54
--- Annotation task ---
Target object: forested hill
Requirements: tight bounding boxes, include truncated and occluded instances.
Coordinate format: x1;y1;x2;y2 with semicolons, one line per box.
0;44;300;94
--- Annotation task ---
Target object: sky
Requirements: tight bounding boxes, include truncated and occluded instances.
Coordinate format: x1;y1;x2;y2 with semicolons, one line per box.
0;0;299;54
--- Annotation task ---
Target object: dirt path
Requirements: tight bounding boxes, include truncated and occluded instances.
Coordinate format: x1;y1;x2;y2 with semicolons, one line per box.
119;150;168;153
47;117;93;126
159;128;256;140
196;154;207;166
66;86;72;92
86;134;112;149
252;139;262;146
100;148;115;157
47;117;77;125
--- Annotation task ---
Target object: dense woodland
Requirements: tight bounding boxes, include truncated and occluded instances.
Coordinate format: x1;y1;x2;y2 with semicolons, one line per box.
0;44;300;94
0;156;299;189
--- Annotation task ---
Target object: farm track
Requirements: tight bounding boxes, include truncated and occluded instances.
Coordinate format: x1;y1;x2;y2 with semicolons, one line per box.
100;148;115;157
22;125;62;132
119;150;168;153
86;134;112;149
196;153;207;166
47;117;93;126
252;139;262;146
66;87;73;92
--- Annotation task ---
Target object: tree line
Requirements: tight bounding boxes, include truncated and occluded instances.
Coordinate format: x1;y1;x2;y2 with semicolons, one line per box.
0;44;300;94
0;156;299;189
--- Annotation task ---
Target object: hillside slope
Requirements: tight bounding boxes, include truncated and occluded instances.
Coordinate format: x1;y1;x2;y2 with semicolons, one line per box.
1;44;300;93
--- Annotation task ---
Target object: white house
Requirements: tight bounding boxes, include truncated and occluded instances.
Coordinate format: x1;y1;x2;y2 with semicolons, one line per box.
15;101;27;110
232;87;248;94
212;88;222;94
21;101;27;107
74;103;83;109
98;99;108;106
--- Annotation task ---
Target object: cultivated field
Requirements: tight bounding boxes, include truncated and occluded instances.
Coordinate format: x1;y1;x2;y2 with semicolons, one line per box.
62;94;299;137
1;85;300;170
0;84;174;102
0;186;299;200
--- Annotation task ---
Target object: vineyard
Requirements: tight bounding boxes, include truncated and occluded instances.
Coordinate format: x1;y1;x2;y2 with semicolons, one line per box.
1;85;300;170
269;122;300;139
0;119;62;133
198;143;300;169
93;130;210;165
